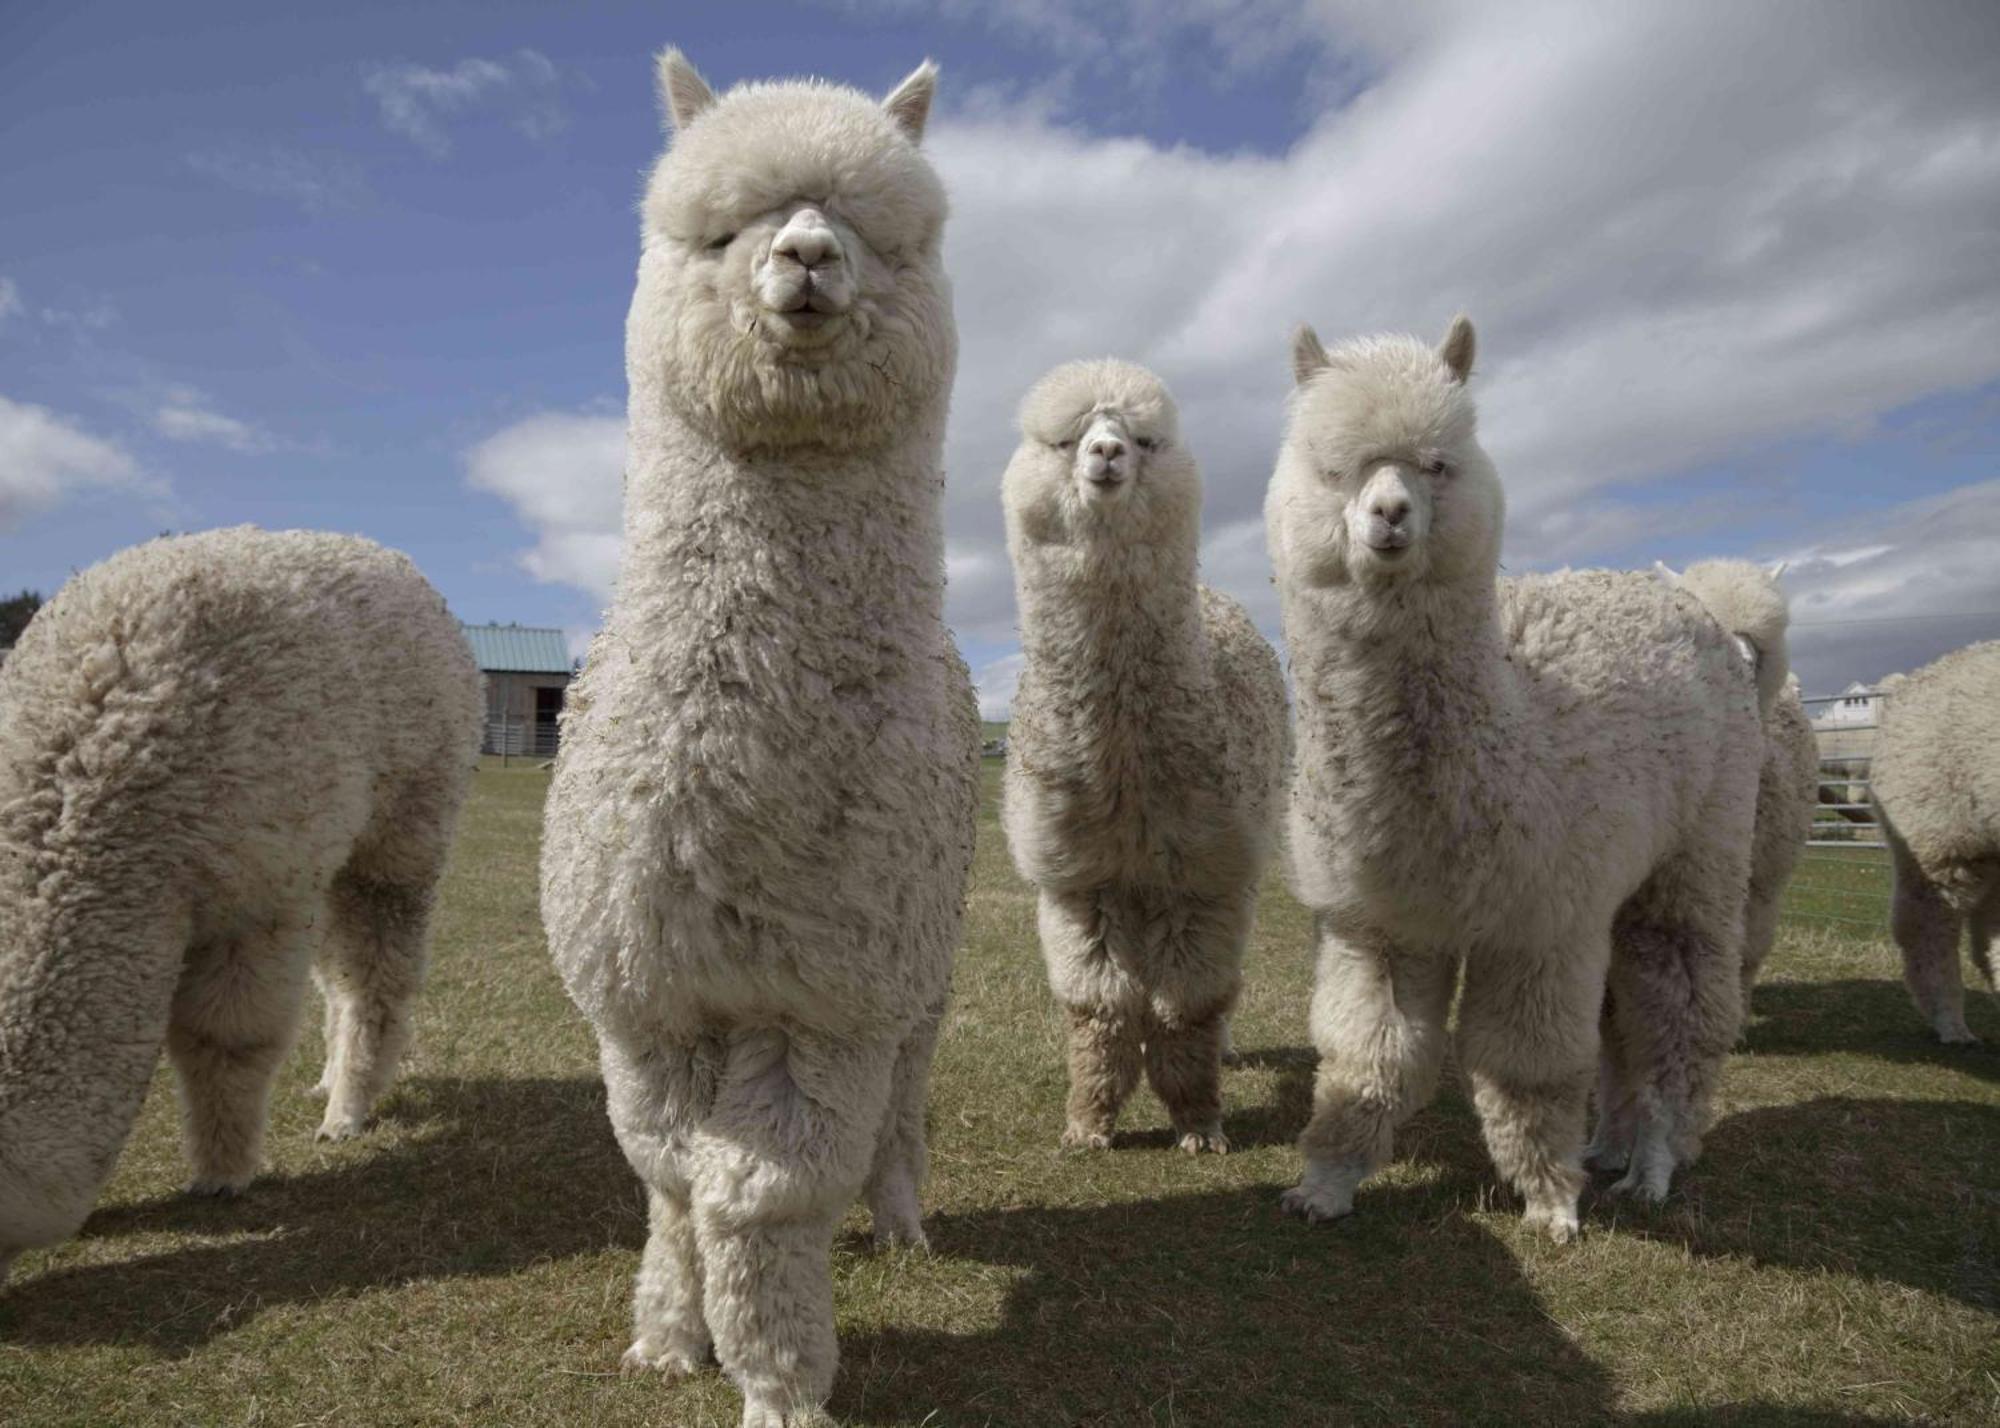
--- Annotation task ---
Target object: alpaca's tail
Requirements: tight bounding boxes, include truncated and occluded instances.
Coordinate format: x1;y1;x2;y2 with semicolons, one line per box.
1657;559;1793;717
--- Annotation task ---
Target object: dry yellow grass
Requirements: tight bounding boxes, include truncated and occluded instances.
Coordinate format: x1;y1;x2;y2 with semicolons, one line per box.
2;762;1995;1425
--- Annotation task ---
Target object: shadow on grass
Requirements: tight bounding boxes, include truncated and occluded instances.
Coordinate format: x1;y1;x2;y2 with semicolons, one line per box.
1634;1095;2000;1316
0;1076;641;1353
1745;978;2000;1081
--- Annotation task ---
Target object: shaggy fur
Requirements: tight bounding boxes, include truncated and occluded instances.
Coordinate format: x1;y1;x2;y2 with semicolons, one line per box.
538;51;978;1428
1867;640;2000;1043
0;528;480;1284
1000;360;1287;1155
1661;560;1818;997
1266;318;1763;1241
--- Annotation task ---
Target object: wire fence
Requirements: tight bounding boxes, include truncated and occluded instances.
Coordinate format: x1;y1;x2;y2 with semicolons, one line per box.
482;715;559;762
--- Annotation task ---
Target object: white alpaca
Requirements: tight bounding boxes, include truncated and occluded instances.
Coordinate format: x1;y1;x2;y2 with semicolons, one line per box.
1867;640;2000;1043
538;51;978;1428
1000;360;1287;1155
1656;560;1818;996
1266;319;1763;1240
0;528;480;1284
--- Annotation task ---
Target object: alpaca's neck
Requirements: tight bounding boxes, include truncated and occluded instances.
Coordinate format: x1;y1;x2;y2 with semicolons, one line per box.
620;406;949;641
1016;538;1205;720
1293;575;1518;804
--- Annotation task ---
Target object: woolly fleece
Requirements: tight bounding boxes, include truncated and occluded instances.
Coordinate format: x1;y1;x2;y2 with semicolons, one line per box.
0;528;480;1284
1000;360;1287;1155
1868;639;2000;1042
538;50;978;1428
1267;319;1763;1241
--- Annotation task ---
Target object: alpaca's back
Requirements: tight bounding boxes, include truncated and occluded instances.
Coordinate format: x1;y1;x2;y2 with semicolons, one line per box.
1871;640;2000;898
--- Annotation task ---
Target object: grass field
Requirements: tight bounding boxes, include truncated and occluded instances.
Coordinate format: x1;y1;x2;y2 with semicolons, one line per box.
2;763;1995;1425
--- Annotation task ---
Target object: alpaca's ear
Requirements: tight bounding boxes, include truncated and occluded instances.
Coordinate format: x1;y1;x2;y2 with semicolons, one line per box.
657;48;716;132
883;60;939;142
1653;560;1683;587
1439;314;1476;383
1292;324;1332;386
1768;559;1789;580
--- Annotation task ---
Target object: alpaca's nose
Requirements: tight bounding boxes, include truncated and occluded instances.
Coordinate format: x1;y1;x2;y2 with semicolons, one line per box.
1088;435;1126;462
772;210;843;270
1371;493;1412;527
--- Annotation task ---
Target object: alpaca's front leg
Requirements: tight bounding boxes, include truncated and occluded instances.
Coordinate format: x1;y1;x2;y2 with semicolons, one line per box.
1145;1012;1230;1154
1284;920;1456;1223
1889;837;1978;1043
1061;1007;1142;1149
1040;889;1141;1148
864;1000;944;1248
1457;941;1603;1243
692;1026;897;1428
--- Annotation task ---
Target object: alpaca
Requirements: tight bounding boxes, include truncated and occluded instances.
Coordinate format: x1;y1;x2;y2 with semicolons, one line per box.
1867;640;2000;1043
1266;318;1763;1240
0;528;480;1284
1000;360;1287;1155
538;51;978;1428
1658;560;1818;996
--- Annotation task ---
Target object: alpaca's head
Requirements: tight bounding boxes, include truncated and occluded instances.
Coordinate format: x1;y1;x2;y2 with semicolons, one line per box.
1267;316;1501;593
1003;360;1199;557
633;50;954;452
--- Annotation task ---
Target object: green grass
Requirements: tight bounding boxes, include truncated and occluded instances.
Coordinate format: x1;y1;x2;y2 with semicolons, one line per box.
3;765;1995;1425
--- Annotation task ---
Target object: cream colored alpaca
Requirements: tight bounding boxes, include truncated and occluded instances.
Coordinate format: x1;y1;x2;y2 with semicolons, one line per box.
1869;640;2000;1043
0;528;480;1284
538;51;978;1428
1001;360;1287;1155
1267;319;1763;1241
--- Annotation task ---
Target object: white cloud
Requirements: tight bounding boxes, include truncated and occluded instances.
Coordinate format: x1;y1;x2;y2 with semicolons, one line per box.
479;4;2000;697
463;411;626;598
0;394;156;531
971;650;1027;722
153;388;272;452
363;49;564;157
1777;481;2000;694
184;145;367;213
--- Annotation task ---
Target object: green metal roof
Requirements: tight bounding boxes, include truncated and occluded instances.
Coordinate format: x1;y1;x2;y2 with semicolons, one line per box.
461;623;571;674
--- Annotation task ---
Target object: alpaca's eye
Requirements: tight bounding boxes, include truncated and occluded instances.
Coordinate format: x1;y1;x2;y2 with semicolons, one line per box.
706;233;736;252
1055;439;1077;452
1422;458;1448;476
1134;437;1156;451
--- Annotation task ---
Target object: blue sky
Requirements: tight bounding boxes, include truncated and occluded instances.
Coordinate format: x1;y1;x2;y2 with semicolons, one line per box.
4;0;1998;711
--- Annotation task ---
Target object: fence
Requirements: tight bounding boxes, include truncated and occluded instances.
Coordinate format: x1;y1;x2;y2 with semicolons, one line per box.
483;714;558;761
1785;690;1893;934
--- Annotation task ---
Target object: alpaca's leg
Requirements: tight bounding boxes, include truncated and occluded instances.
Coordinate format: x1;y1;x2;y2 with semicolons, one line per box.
1739;878;1785;1009
167;917;316;1194
1584;993;1637;1173
1969;882;1998;992
1061;1007;1142;1150
1888;836;1975;1043
314;863;440;1140
309;975;344;1099
1457;941;1604;1242
1145;1011;1230;1154
691;1026;897;1428
602;1034;716;1379
1283;919;1457;1224
864;1001;944;1248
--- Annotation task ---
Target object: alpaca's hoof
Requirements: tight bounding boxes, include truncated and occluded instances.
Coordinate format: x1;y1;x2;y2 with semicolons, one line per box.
1060;1125;1113;1151
1177;1128;1229;1156
741;1394;832;1428
314;1115;365;1143
1936;1022;1981;1046
620;1337;709;1380
186;1175;249;1199
1279;1182;1352;1224
871;1219;930;1253
1608;1166;1670;1203
1582;1142;1629;1174
1524;1201;1581;1244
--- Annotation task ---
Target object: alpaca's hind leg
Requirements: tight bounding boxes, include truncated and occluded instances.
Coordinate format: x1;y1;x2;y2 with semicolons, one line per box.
1739;879;1785;1011
1458;939;1605;1242
1585;994;1638;1173
1145;1012;1230;1154
691;1026;897;1428
314;865;439;1140
1969;882;1998;992
1283;919;1456;1224
864;1000;944;1248
603;1035;717;1379
1888;836;1975;1043
167;918;315;1195
1061;1007;1142;1150
309;978;345;1099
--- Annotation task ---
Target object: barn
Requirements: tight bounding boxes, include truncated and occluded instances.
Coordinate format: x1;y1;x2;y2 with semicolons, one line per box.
463;623;573;757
